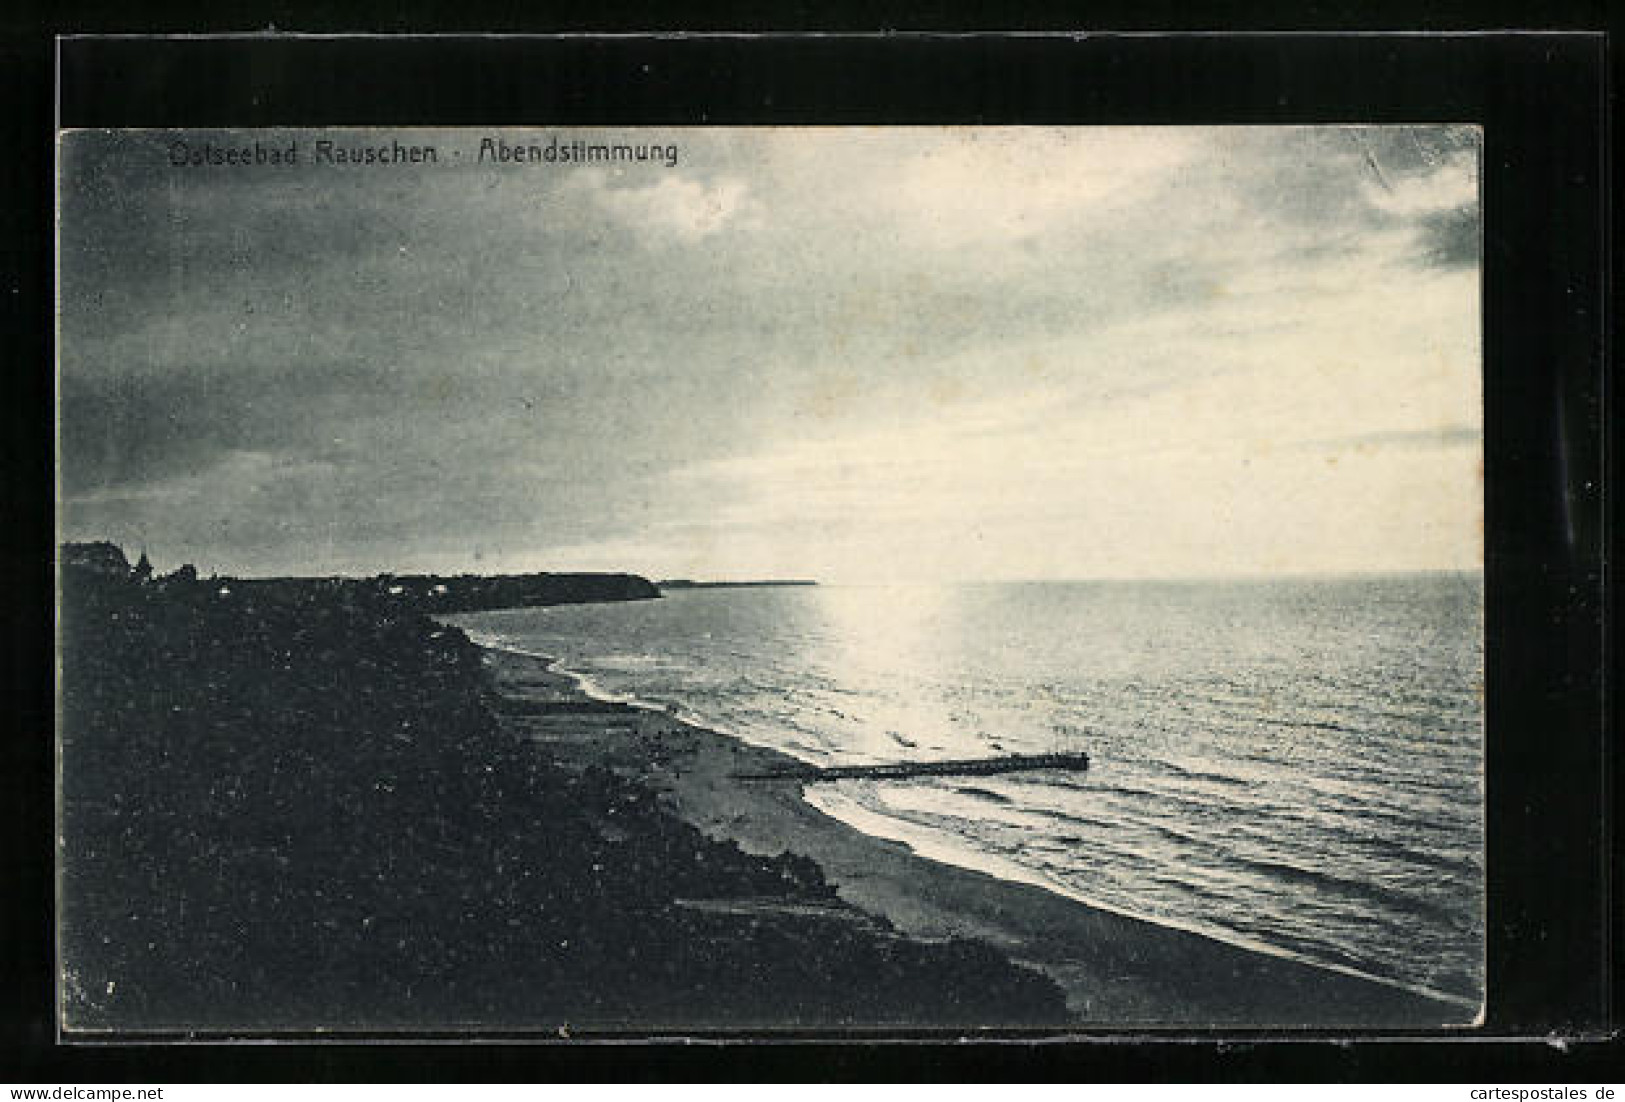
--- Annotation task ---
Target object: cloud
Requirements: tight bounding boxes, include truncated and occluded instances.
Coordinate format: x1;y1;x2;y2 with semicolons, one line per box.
578;172;755;242
1361;151;1478;218
1352;143;1480;269
1299;426;1481;452
863;128;1200;247
1414;206;1481;269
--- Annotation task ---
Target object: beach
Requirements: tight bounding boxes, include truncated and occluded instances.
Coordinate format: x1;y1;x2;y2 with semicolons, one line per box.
473;644;1468;1028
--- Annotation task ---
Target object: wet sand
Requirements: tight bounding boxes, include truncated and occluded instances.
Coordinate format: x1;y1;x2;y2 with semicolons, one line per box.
479;644;1473;1029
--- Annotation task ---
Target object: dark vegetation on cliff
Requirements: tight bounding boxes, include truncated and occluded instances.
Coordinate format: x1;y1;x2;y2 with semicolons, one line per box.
57;545;1067;1031
60;541;661;614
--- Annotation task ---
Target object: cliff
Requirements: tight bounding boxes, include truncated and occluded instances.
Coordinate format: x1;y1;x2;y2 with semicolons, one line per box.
230;570;661;614
56;544;1068;1030
58;543;661;616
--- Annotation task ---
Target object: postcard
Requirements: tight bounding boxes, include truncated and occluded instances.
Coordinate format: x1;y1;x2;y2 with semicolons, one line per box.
57;126;1484;1033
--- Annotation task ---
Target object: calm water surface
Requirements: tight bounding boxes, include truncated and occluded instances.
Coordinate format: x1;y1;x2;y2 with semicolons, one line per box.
452;575;1484;1006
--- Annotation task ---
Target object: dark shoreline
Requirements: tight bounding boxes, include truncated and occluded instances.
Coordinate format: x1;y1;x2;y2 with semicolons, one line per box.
461;636;1475;1029
57;565;1068;1033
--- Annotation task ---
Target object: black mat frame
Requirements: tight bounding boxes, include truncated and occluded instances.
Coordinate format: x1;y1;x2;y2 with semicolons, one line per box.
5;27;1612;1080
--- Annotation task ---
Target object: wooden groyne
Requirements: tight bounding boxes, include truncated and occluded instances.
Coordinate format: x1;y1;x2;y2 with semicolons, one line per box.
735;750;1090;783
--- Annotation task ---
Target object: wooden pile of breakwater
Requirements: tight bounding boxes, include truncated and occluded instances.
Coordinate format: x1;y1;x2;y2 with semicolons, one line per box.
736;750;1090;783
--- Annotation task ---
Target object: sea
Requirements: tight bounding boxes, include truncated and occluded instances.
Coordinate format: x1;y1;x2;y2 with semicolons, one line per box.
450;574;1484;1008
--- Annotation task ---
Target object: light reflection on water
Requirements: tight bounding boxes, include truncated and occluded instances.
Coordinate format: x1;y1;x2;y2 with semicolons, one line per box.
451;575;1484;1006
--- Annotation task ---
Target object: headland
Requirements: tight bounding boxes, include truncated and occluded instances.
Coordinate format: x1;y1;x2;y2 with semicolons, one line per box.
56;544;1063;1033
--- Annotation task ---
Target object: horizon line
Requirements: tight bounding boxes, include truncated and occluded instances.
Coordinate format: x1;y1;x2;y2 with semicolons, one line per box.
787;566;1485;587
62;546;1484;588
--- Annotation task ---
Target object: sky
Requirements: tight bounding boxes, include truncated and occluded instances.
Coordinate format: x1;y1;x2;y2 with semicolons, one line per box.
58;126;1481;582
